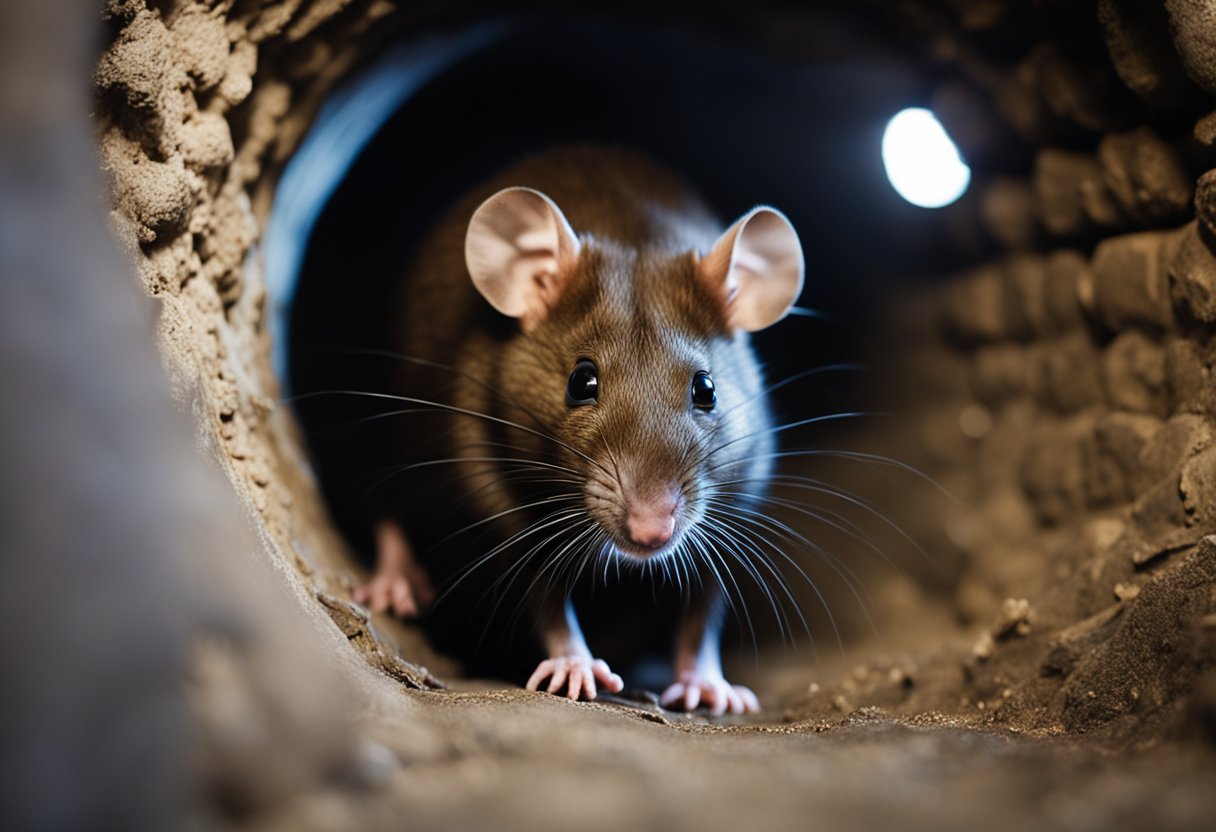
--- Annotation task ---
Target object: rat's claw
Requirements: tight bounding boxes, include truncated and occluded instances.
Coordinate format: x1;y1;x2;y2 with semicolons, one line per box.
661;672;760;716
526;655;623;702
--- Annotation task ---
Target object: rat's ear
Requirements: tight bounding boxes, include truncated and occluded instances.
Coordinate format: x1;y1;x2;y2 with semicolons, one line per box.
697;207;804;332
465;186;581;328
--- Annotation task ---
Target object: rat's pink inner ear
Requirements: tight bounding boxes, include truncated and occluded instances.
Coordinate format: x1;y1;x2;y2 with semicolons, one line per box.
464;186;581;325
698;207;805;332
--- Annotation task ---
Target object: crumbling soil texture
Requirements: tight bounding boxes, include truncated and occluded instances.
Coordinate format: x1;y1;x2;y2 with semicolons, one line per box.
94;0;1216;829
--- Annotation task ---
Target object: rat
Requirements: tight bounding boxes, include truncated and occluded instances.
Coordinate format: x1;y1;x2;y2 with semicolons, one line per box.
353;146;803;715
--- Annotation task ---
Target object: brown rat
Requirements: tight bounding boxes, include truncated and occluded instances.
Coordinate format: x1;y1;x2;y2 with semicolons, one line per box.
354;146;803;715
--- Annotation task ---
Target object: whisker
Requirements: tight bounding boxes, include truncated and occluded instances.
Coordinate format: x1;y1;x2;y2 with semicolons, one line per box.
695;412;885;470
314;347;550;431
715;362;865;422
698;514;799;645
428;493;584;551
716;474;942;575
430;507;588;607
707;499;878;645
685;525;758;655
361;456;582;500
713;490;901;576
487;517;596;638
292;389;612;477
702;511;822;650
720;449;955;500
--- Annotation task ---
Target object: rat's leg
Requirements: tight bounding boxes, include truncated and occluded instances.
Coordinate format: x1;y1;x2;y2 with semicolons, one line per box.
525;596;624;702
661;585;760;715
353;519;435;618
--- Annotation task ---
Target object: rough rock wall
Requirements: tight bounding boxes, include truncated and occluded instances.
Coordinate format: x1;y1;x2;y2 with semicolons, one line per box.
784;0;1216;746
94;0;455;680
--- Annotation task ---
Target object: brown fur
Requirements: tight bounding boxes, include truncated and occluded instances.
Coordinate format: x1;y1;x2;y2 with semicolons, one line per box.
390;146;775;668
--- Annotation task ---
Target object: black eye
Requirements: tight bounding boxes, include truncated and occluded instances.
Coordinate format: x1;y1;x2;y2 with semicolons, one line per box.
566;359;599;406
692;371;716;411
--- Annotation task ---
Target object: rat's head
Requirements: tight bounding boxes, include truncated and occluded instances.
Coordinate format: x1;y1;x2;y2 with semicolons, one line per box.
464;187;803;561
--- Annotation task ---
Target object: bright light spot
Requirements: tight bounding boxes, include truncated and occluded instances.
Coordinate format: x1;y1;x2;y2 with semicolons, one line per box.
881;107;971;209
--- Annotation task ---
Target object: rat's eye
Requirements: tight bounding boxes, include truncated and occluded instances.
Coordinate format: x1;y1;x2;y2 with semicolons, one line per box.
566;359;599;406
692;371;716;411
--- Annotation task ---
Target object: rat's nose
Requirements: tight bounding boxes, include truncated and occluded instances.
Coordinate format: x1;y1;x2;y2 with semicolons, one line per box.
626;489;679;550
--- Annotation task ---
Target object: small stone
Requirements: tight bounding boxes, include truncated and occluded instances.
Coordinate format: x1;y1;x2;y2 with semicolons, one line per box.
1002;254;1049;337
973;632;994;661
1021;422;1089;524
1098;0;1191;104
1044;249;1088;331
982;179;1041;250
1094;412;1162;498
945;265;1007;343
1195;111;1216;148
971;344;1033;406
993;598;1032;639
1114;582;1140;601
1091;230;1177;332
1097;128;1193;226
1170;221;1216;323
1139;414;1213;490
1034;148;1100;237
1165;339;1216;415
1082;424;1130;508
1181;445;1216;527
1079;170;1126;228
1084;517;1128;559
1039;331;1103;413
1100;331;1167;416
1165;0;1216;95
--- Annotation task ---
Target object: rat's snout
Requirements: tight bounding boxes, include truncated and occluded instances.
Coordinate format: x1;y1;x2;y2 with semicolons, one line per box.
625;485;681;551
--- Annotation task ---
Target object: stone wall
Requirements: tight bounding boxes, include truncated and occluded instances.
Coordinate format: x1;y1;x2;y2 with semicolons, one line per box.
784;0;1216;746
94;0;456;679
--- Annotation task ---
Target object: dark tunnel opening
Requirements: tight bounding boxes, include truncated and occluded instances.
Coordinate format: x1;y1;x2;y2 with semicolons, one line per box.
278;10;994;680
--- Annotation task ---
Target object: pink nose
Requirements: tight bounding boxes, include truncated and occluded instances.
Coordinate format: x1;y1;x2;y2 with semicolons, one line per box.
626;490;679;550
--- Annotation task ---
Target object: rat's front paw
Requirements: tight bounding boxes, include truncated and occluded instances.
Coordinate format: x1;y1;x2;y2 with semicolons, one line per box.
660;670;760;716
354;521;434;618
526;655;624;702
354;570;421;617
